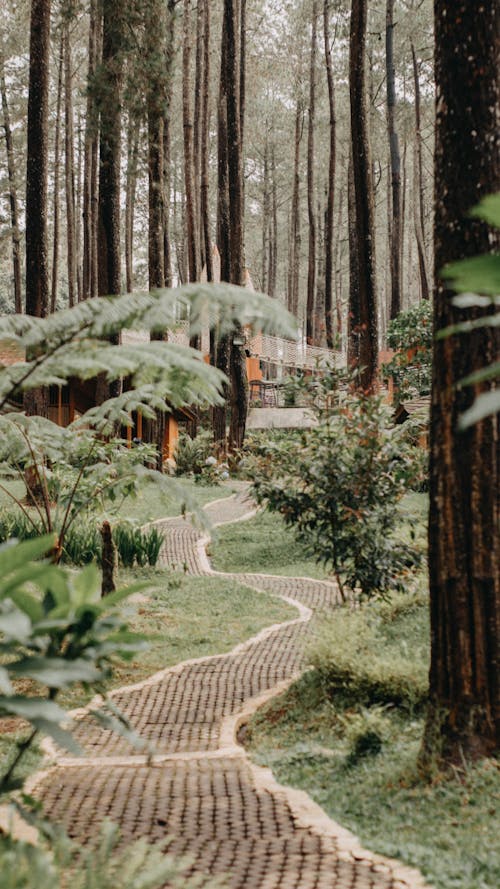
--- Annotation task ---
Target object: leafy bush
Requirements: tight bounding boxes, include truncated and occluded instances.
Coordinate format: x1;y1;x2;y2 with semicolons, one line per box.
174;431;215;476
248;369;422;599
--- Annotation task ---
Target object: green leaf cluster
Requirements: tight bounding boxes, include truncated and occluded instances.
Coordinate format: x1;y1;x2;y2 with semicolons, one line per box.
248;370;422;600
0;537;149;790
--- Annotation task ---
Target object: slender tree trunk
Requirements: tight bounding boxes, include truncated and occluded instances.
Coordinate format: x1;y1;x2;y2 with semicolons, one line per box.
347;154;360;369
0;66;23;313
125;116;139;293
50;36;64;314
146;0;165;291
411;41;430;301
288;99;303;318
386;0;402;319
269;145;278;299
163;1;176;288
261;134;270;292
183;0;199;283
200;0;212;283
83;0;100;301
349;0;378;390
26;0;51;321
306;0;318;345
422;0;500;767
64;20;77;308
323;0;336;348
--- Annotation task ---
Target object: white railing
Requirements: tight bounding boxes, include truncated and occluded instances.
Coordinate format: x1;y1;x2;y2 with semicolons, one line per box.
122;328;346;371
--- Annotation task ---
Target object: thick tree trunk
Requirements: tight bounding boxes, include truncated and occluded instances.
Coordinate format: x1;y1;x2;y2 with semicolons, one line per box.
422;1;500;767
349;0;378;391
386;0;402;319
306;0;318;346
411;42;430;301
323;0;336;348
163;1;176;288
1;66;23;313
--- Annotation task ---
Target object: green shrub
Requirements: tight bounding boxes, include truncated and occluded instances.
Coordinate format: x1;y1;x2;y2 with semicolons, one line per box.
174;431;214;476
248;369;422;600
308;603;429;712
140;526;164;567
62;522;101;565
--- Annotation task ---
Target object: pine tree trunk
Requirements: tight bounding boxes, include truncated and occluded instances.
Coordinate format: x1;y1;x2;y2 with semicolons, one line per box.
411;42;430;301
125;116;139;293
288;99;303;318
64;21;77;308
306;0;318;346
183;0;199;284
26;0;51;321
261;135;270;292
200;0;212;283
83;0;99;301
386;0;402;320
50;37;63;314
0;66;23;313
146;0;165;291
163;1;177;288
422;0;500;767
349;0;378;391
323;0;336;348
24;0;51;417
347;153;360;369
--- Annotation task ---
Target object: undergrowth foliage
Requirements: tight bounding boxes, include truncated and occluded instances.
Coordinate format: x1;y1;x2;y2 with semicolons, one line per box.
248;369;422;599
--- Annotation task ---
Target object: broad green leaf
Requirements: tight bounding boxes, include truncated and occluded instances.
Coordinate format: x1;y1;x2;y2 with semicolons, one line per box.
0;536;55;579
0;564;62;602
452;293;499;309
7;657;102;688
30;718;83;756
70;563;101;606
460;361;500;386
0;608;32;642
470;193;500;228
0;696;67;722
0;666;13;695
441;254;500;296
9;590;44;623
458;390;500;429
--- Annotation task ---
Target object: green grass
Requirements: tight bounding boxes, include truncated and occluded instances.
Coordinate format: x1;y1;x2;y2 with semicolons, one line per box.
210;508;331;579
247;585;499;889
111;478;237;524
210;493;428;580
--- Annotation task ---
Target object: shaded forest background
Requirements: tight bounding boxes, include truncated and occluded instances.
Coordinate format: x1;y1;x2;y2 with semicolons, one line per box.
0;0;433;350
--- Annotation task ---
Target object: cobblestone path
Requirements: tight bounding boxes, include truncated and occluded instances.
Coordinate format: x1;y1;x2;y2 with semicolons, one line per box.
33;488;430;889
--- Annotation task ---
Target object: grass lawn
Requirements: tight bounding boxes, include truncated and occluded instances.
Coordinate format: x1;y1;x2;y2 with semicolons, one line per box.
0;475;236;526
246;585;499;889
210;492;428;580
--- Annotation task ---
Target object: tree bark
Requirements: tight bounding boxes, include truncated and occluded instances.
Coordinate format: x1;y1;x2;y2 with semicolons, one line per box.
288;98;303;318
1;65;23;313
411;42;430;301
422;0;500;767
183;0;199;284
386;0;402;319
83;0;100;301
50;36;63;315
306;0;318;346
349;0;378;391
26;0;51;321
64;19;77;308
24;0;51;417
200;0;212;283
146;0;166;291
323;0;336;348
125;116;139;293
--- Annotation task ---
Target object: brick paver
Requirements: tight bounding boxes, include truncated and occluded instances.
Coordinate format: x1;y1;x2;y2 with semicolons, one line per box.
33;489;430;889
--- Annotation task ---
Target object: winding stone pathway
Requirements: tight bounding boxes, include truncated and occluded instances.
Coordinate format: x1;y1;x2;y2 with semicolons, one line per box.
31;488;431;889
